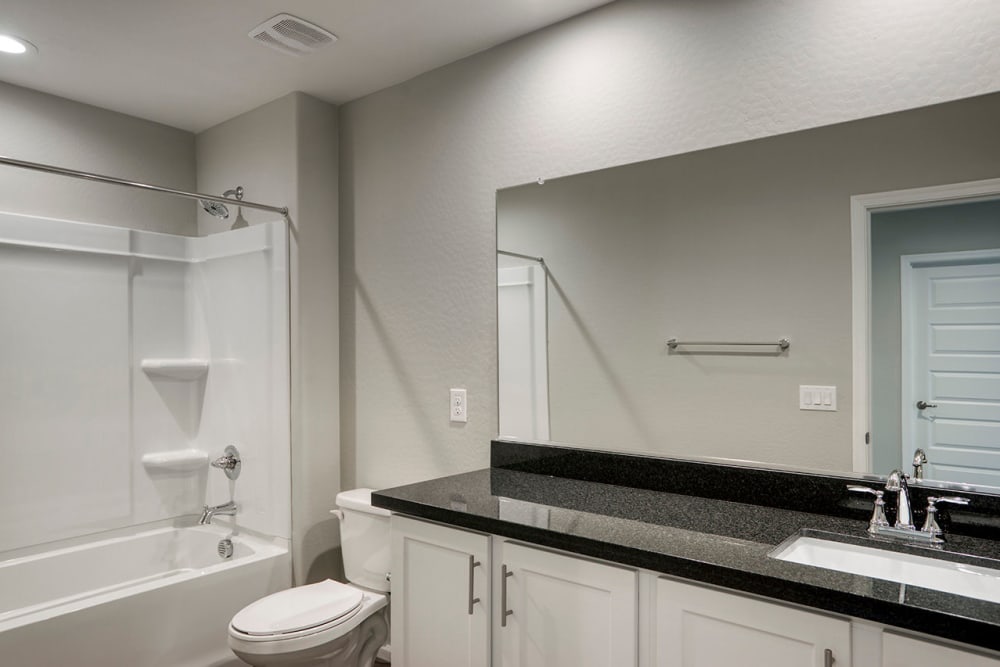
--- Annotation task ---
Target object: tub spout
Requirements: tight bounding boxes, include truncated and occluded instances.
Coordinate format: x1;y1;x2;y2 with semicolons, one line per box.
199;500;237;525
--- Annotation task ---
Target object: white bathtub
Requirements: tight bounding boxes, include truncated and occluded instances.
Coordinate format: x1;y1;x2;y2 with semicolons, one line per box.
0;523;290;666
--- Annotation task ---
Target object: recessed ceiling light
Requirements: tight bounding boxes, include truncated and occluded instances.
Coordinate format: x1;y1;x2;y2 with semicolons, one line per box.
0;34;36;56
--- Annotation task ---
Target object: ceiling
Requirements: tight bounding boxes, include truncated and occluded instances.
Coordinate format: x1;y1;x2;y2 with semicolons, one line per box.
0;0;613;132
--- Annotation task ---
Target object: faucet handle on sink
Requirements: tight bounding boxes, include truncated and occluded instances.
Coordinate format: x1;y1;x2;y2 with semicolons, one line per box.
847;485;890;535
920;496;970;539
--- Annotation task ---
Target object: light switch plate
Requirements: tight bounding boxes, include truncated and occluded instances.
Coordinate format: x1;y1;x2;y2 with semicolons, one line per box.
800;385;837;411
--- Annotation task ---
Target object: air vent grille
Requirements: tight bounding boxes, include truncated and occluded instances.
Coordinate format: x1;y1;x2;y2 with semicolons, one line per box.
249;13;337;56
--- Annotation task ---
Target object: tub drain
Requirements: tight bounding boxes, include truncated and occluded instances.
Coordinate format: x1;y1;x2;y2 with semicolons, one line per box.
217;538;234;560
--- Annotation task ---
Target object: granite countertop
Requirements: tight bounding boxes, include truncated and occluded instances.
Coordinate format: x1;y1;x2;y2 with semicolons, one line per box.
373;466;1000;652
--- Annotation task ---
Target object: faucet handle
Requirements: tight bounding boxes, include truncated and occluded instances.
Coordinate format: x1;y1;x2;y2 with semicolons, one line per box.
920;496;970;538
211;445;242;481
847;485;890;534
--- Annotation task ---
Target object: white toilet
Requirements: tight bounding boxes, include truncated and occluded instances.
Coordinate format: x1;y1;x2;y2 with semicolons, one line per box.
228;489;391;667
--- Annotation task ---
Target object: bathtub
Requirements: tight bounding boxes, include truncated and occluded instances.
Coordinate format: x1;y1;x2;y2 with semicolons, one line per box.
0;522;290;666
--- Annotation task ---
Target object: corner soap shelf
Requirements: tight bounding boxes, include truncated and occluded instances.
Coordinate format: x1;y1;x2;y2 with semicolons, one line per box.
141;448;209;472
140;358;210;380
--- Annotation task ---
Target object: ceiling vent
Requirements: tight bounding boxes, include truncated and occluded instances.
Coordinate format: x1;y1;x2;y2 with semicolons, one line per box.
249;14;337;56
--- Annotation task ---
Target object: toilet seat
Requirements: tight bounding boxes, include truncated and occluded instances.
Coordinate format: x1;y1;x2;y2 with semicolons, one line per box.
231;579;364;641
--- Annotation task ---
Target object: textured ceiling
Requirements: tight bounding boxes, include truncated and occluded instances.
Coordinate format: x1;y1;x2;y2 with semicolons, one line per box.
0;0;612;131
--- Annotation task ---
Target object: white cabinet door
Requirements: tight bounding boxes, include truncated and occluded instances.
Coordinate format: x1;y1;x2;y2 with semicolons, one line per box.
655;577;851;667
390;516;490;667
498;541;637;667
883;632;1000;667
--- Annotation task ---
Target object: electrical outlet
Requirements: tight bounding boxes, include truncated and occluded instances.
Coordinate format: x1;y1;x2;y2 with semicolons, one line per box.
450;388;468;423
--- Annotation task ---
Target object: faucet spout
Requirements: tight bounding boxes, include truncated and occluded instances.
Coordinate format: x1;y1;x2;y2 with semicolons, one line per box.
199;500;237;525
885;469;914;529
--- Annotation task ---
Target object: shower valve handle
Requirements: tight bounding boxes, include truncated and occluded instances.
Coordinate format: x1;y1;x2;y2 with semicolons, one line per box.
211;445;242;480
212;455;237;469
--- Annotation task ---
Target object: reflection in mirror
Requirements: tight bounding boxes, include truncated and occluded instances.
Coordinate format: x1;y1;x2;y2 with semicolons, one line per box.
870;208;1000;486
497;92;1000;490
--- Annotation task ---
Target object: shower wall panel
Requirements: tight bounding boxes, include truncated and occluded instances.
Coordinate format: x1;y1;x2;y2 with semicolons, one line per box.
192;223;291;540
0;214;290;555
0;240;131;552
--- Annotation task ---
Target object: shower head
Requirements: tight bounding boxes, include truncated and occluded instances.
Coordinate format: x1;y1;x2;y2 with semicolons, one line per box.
200;186;244;220
201;200;230;219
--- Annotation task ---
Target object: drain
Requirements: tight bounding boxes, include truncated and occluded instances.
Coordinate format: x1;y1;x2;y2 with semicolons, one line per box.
217;538;234;560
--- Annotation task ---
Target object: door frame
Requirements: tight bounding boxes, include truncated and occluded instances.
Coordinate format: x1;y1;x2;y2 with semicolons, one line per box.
850;177;1000;473
497;263;550;440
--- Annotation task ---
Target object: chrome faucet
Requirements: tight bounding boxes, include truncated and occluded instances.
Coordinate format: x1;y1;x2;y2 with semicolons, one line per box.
885;469;914;529
199;500;237;525
848;470;971;546
912;449;928;480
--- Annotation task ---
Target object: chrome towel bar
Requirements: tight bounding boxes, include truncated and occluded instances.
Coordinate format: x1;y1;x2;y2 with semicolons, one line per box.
667;338;790;350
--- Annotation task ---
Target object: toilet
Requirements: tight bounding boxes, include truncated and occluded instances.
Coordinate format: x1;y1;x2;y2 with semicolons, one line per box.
228;489;391;667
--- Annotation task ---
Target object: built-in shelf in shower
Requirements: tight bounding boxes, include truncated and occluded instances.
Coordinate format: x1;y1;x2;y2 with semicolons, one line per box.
140;358;210;380
141;448;209;472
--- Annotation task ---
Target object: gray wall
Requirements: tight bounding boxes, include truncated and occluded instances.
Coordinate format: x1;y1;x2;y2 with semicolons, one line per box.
498;98;1000;471
339;0;1000;488
870;200;1000;473
197;92;342;585
0;81;196;234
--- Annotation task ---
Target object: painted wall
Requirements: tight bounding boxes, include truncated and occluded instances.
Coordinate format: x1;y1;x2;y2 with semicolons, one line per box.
870;200;1000;473
0;81;195;235
197;93;341;584
339;0;1000;488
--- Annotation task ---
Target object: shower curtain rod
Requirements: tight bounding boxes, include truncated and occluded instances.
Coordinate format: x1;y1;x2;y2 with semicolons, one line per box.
0;155;289;217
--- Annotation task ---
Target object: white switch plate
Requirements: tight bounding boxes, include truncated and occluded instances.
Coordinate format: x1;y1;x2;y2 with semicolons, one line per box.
450;388;468;423
800;385;837;411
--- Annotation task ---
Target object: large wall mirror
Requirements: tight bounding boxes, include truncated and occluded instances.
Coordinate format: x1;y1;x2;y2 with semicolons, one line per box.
496;92;1000;490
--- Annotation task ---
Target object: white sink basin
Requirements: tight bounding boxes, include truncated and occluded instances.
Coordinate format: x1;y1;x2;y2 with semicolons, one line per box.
770;533;1000;604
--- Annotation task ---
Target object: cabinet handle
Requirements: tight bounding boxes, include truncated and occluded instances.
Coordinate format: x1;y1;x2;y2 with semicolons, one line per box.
467;555;480;615
501;564;514;627
824;648;834;667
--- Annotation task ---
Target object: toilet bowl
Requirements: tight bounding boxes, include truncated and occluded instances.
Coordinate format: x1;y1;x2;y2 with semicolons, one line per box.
228;489;391;667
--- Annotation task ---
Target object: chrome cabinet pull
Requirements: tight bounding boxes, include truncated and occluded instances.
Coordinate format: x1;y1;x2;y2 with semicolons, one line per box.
824;648;834;667
467;555;480;615
501;564;514;627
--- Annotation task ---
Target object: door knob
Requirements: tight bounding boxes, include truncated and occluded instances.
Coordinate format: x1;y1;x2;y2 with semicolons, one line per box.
916;400;938;410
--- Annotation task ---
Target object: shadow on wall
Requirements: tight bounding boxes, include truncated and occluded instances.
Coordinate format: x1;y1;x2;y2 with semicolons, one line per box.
302;519;345;584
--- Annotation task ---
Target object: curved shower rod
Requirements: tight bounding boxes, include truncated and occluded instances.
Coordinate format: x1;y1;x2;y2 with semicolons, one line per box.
0;155;289;217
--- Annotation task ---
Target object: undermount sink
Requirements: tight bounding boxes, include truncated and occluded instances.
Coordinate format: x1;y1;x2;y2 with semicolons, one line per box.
770;532;1000;604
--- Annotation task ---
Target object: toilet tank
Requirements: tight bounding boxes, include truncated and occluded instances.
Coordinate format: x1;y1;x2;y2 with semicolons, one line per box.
335;488;391;593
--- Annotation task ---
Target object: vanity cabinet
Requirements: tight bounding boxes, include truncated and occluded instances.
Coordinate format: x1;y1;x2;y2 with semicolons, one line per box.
654;577;852;667
390;515;491;667
882;633;1000;667
389;515;999;667
497;541;637;667
391;516;637;667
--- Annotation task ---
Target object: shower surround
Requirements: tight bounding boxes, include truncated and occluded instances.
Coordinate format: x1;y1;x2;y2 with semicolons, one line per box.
0;212;291;663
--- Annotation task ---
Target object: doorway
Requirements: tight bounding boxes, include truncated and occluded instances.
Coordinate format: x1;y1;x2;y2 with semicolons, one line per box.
852;182;1000;479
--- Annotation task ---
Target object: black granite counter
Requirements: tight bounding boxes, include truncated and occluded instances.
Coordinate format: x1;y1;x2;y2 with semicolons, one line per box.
372;443;1000;653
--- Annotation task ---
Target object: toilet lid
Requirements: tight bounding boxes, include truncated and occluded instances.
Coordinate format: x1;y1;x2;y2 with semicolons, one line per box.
231;580;364;636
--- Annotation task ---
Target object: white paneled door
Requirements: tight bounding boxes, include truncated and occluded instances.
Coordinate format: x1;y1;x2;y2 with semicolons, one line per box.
390;516;490;667
902;249;1000;485
498;542;637;667
655;577;851;667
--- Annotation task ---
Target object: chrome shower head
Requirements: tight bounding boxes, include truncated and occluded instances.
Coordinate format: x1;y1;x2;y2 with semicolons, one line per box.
201;200;230;219
200;186;244;220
